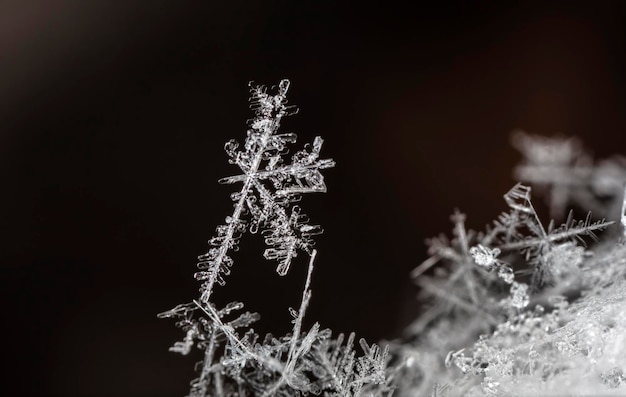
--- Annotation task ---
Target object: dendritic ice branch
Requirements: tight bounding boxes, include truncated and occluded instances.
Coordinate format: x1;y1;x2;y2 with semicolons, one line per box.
160;81;393;397
161;248;393;397
389;133;624;397
492;184;613;289
408;182;613;339
195;79;335;302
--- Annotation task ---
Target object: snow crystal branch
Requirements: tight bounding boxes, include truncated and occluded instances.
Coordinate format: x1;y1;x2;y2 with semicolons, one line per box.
399;132;624;397
409;180;613;341
195;79;334;302
160;80;394;397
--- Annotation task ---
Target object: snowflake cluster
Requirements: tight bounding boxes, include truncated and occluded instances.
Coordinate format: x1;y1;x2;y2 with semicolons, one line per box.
160;81;393;397
396;132;624;397
161;80;626;397
409;181;611;342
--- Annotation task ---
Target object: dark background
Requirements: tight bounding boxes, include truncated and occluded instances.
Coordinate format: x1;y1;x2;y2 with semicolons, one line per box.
2;1;626;396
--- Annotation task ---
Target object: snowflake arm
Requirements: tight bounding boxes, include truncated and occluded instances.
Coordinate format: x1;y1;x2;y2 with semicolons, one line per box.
498;211;613;252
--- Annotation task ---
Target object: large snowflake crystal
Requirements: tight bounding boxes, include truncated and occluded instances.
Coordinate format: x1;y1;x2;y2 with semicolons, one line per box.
160;82;392;397
494;184;612;289
196;79;334;301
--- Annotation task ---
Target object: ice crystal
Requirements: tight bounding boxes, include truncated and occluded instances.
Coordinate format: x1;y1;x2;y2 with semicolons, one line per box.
507;282;529;309
399;139;617;396
195;79;335;302
409;181;611;336
511;131;588;218
469;244;500;269
163;252;392;397
411;209;504;335
601;367;626;389
488;183;613;289
512;130;626;220
160;80;626;397
444;271;626;397
160;80;393;397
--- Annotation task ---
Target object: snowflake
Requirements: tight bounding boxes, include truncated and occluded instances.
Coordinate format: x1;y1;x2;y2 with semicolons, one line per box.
160;81;392;397
512;130;626;220
195;79;334;302
489;183;612;289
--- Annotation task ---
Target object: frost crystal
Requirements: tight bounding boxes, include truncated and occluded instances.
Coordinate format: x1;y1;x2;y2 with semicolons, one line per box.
511;131;588;218
391;132;625;397
159;82;626;397
508;282;529;309
400;155;616;396
493;183;612;289
160;81;393;397
411;209;504;335
195;79;335;302
497;266;514;284
512;130;626;220
601;367;626;388
409;181;611;335
469;244;500;269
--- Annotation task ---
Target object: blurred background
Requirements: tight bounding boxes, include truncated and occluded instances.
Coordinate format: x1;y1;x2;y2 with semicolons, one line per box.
2;1;626;396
